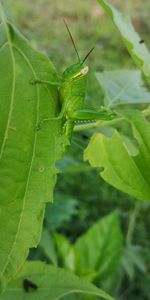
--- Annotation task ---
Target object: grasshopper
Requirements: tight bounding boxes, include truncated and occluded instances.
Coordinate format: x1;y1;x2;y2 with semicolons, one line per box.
34;21;116;140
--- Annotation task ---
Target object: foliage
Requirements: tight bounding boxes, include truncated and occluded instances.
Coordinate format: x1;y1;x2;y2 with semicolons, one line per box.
0;6;68;287
97;0;150;82
1;261;115;300
45;194;78;230
122;244;146;280
74;211;122;283
0;0;150;299
84;110;150;201
40;212;122;285
58;213;122;285
95;69;150;108
38;212;123;300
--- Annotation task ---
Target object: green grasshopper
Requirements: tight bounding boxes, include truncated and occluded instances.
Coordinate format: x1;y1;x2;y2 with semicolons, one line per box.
34;21;116;140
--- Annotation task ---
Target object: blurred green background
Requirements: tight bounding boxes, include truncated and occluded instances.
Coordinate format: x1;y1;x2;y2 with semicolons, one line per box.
5;0;150;299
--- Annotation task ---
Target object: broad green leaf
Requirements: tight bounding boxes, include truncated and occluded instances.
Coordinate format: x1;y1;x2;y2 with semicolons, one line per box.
63;295;96;300
54;232;76;272
1;261;115;300
0;7;67;286
122;245;146;281
39;230;58;266
96;70;150;108
74;212;122;282
41;214;122;287
45;194;78;229
84;110;150;201
97;0;150;81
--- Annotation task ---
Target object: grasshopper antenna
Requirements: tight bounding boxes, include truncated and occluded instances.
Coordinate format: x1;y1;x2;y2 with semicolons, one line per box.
82;46;95;64
63;18;81;63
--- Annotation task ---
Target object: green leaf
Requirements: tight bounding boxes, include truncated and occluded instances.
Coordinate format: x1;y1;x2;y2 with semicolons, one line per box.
1;261;115;300
97;0;150;81
39;230;58;266
0;7;66;286
74;212;123;282
96;70;150;108
45;194;78;229
84;110;150;201
122;245;146;280
54;232;76;272
45;213;122;284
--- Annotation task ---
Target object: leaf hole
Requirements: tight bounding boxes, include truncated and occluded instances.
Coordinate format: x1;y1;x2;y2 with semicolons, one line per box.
39;166;45;173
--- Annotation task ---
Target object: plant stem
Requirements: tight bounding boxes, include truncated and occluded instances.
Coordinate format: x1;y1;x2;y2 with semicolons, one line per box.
126;201;141;245
115;201;141;296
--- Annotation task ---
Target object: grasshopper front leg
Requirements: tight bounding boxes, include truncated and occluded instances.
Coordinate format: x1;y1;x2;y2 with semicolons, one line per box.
30;79;62;87
31;78;65;129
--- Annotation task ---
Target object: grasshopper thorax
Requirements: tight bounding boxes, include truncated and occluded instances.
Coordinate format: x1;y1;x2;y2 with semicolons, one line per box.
62;63;89;82
60;62;89;118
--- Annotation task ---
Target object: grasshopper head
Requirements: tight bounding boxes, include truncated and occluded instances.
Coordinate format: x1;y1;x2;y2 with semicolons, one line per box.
62;21;94;83
62;63;89;82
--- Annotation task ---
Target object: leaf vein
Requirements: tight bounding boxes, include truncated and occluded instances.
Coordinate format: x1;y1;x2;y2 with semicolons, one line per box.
0;44;40;279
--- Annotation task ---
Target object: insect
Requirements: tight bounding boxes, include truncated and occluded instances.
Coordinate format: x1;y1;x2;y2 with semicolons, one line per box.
23;278;38;292
33;20;116;140
139;39;144;44
23;279;38;293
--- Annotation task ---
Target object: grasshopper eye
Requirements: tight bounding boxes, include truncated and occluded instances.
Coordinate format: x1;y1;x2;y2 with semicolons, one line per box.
80;66;89;75
73;66;89;78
